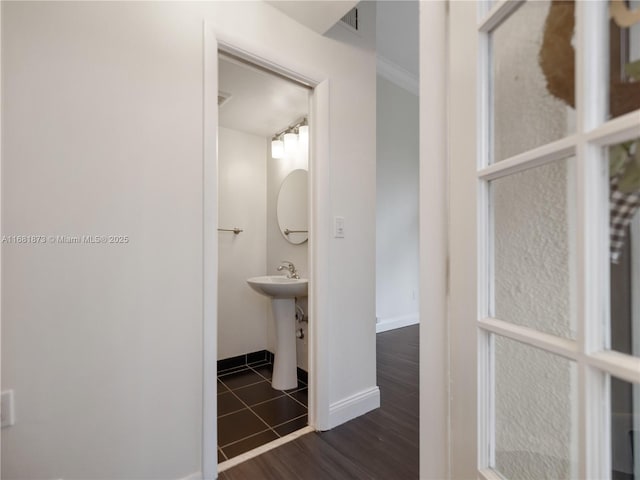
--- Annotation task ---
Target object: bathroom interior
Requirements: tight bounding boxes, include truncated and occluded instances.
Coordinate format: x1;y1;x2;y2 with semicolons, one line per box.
215;53;311;463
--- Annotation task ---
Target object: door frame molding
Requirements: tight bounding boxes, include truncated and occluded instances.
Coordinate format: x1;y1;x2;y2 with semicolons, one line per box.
418;2;450;479
202;22;331;479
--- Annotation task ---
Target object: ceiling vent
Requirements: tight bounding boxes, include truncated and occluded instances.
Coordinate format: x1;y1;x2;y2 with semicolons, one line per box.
340;7;358;31
218;91;232;107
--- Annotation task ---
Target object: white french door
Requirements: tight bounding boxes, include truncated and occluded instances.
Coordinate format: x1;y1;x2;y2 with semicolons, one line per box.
448;1;640;479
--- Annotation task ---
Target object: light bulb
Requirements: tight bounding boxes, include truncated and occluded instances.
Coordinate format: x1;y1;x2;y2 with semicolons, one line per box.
298;125;309;154
271;138;284;159
284;132;298;155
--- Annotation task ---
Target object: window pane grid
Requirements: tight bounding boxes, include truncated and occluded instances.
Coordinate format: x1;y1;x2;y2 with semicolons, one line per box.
477;2;640;479
590;352;640;385
477;0;525;34
584;113;640;147
477;115;640;182
477;1;640;479
478;136;577;181
478;317;578;361
479;317;640;384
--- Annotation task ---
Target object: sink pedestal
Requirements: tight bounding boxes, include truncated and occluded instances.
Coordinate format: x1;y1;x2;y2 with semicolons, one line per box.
271;298;298;390
246;275;307;391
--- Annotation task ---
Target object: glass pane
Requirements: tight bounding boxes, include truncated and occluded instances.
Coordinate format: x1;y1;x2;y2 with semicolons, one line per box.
609;138;640;358
611;376;640;479
492;158;575;339
494;336;577;480
608;0;640;119
491;1;576;162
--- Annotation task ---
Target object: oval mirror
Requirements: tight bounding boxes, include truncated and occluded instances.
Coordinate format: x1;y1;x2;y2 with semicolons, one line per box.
277;169;308;244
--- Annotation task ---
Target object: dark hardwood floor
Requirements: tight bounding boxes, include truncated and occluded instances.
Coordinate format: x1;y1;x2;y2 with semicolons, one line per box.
220;324;419;480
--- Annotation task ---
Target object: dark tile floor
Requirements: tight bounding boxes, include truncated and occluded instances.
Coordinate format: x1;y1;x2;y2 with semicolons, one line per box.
220;325;419;479
218;361;308;462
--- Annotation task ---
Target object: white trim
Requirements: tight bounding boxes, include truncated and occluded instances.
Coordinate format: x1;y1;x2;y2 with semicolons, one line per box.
177;473;202;480
308;79;331;432
477;10;490;173
478;467;507;480
202;22;218;480
478;318;578;360
477;9;493;472
477;331;493;470
478;135;577;181
216;35;321;89
578;3;611;478
584;110;640;147
376;55;419;96
477;0;524;33
477;323;640;385
588;351;640;385
584;365;609;480
420;1;450;478
327;387;380;430
375;313;419;333
218;426;314;473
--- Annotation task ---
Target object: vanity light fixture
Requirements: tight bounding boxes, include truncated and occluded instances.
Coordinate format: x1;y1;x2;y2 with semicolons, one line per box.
271;117;308;159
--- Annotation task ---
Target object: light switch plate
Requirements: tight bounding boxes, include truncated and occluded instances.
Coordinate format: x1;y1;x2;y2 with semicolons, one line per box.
1;390;15;428
334;216;345;238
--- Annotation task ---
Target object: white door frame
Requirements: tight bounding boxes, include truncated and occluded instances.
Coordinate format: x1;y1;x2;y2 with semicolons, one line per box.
202;22;331;479
418;2;450;479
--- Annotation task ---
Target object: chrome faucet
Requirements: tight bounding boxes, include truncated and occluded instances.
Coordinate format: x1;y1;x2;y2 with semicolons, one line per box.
277;260;300;279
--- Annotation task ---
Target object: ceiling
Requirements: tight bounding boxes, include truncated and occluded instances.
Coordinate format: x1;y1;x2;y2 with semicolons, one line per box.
218;56;309;138
265;0;358;34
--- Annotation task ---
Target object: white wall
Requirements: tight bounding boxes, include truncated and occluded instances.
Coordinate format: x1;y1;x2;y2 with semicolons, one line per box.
266;145;309;371
374;1;419;332
375;75;419;331
376;1;419;78
1;1;377;478
218;127;269;360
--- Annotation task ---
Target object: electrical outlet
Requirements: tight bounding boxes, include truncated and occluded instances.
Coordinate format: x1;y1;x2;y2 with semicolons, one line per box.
1;390;15;428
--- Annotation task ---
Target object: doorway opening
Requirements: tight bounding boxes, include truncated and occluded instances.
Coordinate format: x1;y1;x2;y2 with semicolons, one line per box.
204;29;331;478
214;50;313;468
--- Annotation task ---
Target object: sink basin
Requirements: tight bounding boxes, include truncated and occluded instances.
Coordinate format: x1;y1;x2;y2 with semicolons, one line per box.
247;275;308;299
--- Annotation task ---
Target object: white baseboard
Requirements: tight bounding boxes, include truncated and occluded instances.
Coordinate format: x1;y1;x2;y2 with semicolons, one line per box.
177;469;201;479
327;386;380;430
376;313;419;333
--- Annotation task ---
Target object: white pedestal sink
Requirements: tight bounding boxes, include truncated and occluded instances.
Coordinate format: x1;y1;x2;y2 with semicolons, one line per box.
246;275;308;390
